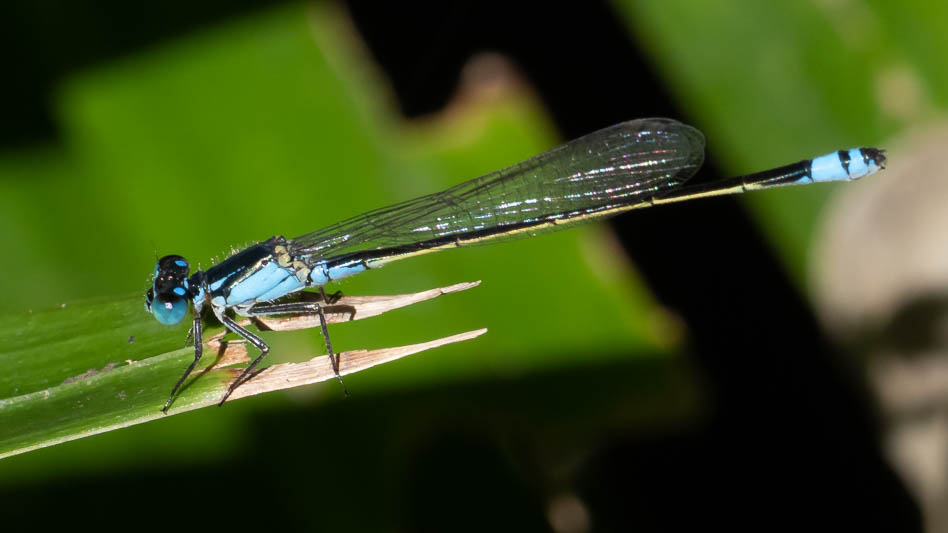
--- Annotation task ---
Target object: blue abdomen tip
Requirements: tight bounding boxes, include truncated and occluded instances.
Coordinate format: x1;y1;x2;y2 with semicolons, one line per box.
810;147;886;183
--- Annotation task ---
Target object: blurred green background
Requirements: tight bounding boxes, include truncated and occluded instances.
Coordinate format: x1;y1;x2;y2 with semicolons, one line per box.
0;0;939;530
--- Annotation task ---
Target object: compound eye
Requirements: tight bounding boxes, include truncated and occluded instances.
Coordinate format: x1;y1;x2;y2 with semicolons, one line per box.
151;295;188;325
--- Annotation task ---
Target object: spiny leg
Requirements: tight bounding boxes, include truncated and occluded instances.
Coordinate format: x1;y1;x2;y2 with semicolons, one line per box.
163;315;204;413
314;301;348;397
217;314;271;406
249;300;348;395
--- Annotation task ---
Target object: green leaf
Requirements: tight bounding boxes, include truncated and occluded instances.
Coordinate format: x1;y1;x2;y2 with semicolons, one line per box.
0;283;484;458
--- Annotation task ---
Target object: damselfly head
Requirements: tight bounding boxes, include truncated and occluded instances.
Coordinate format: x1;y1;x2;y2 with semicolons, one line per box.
145;255;191;325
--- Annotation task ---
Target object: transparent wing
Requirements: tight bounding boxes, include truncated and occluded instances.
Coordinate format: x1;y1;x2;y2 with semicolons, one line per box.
288;118;705;264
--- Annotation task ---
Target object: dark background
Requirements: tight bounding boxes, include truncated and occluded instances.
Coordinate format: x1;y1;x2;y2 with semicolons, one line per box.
0;1;919;531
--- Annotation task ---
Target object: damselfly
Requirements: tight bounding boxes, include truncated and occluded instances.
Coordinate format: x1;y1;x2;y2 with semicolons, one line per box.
146;118;886;411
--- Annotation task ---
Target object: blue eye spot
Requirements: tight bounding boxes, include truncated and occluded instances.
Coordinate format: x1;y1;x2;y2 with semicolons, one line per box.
173;287;187;296
175;260;188;267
